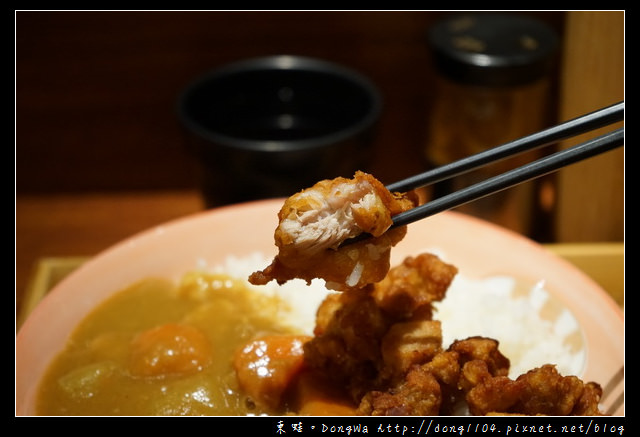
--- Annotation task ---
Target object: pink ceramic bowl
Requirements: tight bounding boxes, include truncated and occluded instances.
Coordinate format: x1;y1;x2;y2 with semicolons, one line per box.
16;199;624;415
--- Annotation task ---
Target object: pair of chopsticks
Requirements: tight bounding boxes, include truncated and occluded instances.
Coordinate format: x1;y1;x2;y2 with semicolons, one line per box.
344;101;623;245
387;101;624;229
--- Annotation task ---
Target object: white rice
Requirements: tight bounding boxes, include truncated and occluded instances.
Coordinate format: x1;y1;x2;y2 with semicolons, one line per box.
202;252;586;379
433;275;586;378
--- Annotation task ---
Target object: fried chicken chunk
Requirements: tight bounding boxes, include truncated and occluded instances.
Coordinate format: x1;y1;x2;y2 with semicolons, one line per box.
358;364;443;416
467;364;603;416
278;249;605;417
357;338;604;416
304;253;457;401
303;288;392;401
249;171;419;291
372;253;458;319
358;337;510;416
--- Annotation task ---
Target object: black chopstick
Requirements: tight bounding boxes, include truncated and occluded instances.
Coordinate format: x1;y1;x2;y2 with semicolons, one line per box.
390;127;624;229
386;101;624;193
338;102;624;247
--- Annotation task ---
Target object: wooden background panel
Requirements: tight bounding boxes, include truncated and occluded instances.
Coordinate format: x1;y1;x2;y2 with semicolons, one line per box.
555;11;624;242
16;11;440;193
22;11;626;244
16;11;565;194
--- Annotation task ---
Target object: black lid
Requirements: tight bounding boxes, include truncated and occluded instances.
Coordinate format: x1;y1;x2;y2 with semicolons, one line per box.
429;13;559;86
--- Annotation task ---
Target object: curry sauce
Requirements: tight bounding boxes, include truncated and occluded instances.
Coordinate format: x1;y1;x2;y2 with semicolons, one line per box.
36;272;306;416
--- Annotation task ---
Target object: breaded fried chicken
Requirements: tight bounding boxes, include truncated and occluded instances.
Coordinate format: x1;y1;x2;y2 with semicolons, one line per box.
357;337;512;416
358;364;443;416
371;253;458;319
304;253;457;401
249;171;418;291
467;364;603;416
244;170;608;416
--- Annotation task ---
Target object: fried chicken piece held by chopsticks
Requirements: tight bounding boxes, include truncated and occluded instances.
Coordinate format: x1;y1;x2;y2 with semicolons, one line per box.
249;171;419;291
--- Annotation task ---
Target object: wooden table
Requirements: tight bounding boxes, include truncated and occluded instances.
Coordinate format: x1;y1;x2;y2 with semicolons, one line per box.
15;190;623;330
15;190;205;326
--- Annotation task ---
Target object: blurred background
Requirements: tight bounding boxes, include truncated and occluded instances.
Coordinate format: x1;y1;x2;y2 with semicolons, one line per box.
15;11;624;315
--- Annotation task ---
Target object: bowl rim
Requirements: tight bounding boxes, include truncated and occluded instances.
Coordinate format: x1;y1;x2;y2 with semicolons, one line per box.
176;55;383;153
15;201;624;416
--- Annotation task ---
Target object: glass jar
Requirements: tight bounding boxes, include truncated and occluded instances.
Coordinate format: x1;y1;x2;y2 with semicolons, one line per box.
425;13;559;238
